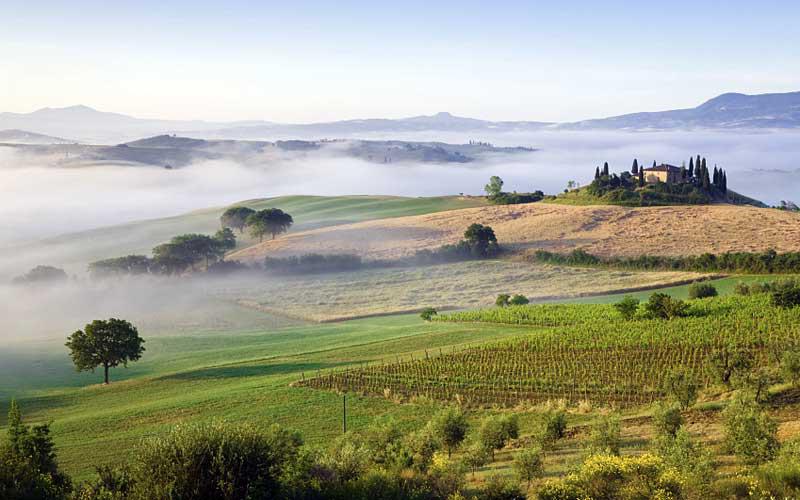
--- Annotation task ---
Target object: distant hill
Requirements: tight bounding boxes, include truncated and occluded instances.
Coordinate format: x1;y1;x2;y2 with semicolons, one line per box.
6;135;535;168
0;129;74;144
561;91;800;130
3;91;800;143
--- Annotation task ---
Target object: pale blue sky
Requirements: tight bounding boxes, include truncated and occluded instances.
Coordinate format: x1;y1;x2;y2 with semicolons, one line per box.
2;0;798;122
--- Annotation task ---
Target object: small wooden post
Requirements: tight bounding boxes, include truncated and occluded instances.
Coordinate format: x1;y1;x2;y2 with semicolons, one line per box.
342;394;347;434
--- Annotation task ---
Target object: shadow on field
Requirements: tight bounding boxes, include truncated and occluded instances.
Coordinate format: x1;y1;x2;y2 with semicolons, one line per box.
156;361;349;382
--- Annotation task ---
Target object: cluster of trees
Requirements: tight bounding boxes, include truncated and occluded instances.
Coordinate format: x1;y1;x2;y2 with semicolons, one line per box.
11;265;68;285
586;156;730;206
495;294;530;307
89;229;237;277
220;206;294;242
414;223;500;264
735;278;800;308
533;248;800;274
614;292;691;321
484;176;544;205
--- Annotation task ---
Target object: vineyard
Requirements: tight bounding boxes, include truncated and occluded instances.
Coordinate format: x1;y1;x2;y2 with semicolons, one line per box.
297;294;800;407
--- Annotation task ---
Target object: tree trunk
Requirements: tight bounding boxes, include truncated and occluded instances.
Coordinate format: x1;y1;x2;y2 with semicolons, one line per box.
104;363;109;384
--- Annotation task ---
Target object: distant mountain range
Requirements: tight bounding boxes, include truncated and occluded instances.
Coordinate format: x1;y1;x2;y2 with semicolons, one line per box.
560;92;800;130
1;91;799;143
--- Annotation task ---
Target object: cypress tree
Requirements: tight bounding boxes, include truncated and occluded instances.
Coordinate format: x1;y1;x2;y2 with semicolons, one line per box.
713;166;719;186
688;157;694;178
632;159;639;174
638;168;644;187
652;160;657;168
603;162;609;176
696;155;702;171
595;166;600;180
723;171;727;193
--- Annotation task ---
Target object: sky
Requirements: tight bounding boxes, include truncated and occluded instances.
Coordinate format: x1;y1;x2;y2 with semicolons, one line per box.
1;0;799;123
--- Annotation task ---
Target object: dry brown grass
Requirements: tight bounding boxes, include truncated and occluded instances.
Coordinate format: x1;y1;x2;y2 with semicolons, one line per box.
218;260;706;322
229;202;800;262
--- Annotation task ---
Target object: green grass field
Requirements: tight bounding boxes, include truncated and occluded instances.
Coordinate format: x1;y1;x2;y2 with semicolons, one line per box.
0;195;487;278
0;314;532;480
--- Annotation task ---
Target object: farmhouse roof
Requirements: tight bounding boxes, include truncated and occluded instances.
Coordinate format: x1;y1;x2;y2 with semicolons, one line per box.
643;164;681;172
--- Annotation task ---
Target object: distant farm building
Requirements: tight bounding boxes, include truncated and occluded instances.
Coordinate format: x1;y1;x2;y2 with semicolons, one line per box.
643;164;683;184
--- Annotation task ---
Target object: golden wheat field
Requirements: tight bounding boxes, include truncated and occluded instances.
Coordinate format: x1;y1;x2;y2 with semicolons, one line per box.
229;202;800;262
217;260;707;322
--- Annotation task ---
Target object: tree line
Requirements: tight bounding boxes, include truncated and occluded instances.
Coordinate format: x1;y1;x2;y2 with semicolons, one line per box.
532;248;800;275
88;207;294;278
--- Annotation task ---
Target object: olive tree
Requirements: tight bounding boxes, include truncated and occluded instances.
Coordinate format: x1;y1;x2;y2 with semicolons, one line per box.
246;209;294;242
65;318;145;384
220;206;255;233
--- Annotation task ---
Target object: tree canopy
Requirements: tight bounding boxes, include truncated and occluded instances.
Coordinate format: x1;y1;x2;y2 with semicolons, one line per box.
246;208;294;242
220;206;256;233
65;318;145;384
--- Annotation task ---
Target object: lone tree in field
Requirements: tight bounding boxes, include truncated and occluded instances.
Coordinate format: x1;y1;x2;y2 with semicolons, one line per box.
220;206;255;233
65;318;145;384
484;175;504;197
463;223;499;258
246;209;294;242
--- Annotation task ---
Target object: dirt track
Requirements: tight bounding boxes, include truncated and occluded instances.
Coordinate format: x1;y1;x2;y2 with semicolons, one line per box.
230;203;800;262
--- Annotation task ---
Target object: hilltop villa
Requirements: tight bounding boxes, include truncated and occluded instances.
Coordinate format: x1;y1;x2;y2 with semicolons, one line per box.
642;164;683;184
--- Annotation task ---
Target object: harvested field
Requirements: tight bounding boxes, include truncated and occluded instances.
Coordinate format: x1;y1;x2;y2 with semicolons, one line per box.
230;202;800;262
217;260;707;322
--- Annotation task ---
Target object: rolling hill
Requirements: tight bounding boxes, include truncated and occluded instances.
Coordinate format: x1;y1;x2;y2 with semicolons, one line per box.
230;202;800;262
0;195;487;279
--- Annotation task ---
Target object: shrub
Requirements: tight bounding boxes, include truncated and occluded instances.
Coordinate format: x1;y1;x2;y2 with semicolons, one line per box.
509;294;529;306
653;428;714;496
430;407;469;457
541;410;568;445
495;294;511;307
512;446;544;490
722;394;779;465
662;369;699;409
652;402;683;438
613;296;639;320
710;345;755;386
644;293;689;319
130;421;302;498
481;475;526;500
420;307;438;321
537;454;683;500
771;279;800;308
734;281;751;295
479;415;518;460
461;439;490;477
688;282;718;299
0;400;72;499
12;265;68;285
782;350;800;387
585;414;621;456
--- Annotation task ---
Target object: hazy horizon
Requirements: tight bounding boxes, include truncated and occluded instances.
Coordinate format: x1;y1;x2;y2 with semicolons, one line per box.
3;1;799;123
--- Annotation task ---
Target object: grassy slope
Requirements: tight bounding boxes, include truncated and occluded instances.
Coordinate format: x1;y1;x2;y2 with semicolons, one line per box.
1;315;532;480
2;195;487;275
